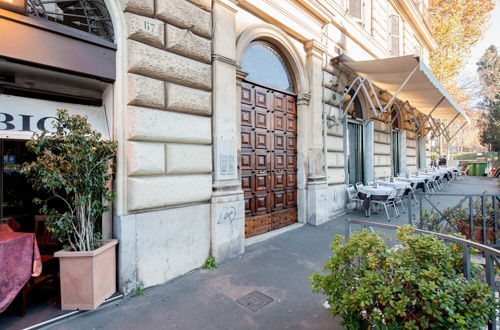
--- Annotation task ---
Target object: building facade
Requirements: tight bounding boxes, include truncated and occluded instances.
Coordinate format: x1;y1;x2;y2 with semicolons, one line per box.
0;0;467;296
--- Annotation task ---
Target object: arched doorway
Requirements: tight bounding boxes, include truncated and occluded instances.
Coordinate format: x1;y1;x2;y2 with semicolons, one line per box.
345;91;365;185
391;105;402;176
240;41;298;238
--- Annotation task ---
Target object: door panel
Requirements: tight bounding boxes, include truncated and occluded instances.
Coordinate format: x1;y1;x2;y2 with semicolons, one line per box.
241;81;297;238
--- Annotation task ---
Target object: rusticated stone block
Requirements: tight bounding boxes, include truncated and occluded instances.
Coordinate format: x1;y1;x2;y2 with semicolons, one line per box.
123;0;154;17
165;24;211;63
127;141;165;176
127;73;165;109
128;40;211;90
125;13;164;48
155;0;212;39
165;144;212;174
186;0;212;11
127;106;211;144
127;174;212;211
165;83;211;116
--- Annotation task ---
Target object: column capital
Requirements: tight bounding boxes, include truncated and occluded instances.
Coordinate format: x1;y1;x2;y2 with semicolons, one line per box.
297;92;311;105
236;69;248;85
304;39;327;58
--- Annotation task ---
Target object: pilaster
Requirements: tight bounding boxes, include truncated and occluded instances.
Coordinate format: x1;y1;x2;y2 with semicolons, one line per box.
303;39;329;226
210;0;245;262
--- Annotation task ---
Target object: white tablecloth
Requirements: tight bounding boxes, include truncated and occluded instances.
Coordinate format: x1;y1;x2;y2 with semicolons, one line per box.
396;177;425;184
378;180;412;190
358;186;395;197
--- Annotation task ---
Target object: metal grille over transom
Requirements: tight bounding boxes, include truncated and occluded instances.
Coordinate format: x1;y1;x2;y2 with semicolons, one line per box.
27;0;114;41
241;81;298;238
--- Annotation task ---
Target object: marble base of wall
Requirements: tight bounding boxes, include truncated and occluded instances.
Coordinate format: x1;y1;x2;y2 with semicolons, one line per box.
114;203;210;294
327;184;347;219
210;184;245;263
307;179;329;226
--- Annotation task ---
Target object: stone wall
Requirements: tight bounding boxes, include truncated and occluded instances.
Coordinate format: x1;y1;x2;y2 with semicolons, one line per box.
116;0;213;293
406;131;418;172
123;0;213;213
374;121;392;178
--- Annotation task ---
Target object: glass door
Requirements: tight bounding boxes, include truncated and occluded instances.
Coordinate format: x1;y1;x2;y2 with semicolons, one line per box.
392;131;400;176
348;122;364;185
0;139;39;232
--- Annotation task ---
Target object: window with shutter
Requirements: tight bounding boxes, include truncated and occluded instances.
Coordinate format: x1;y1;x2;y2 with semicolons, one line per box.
389;15;400;56
348;0;362;20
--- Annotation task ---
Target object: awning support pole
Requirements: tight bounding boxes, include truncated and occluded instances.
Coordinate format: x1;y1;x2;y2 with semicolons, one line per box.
382;64;420;113
447;122;468;142
416;96;445;131
442;113;460;132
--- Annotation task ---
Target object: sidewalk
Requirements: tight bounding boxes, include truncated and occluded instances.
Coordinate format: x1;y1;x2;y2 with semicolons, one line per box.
49;177;498;330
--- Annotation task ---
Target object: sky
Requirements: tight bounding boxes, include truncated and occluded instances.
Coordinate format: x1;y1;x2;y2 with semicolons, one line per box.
459;1;500;104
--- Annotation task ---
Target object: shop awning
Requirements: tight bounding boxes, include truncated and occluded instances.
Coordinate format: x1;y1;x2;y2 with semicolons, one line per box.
340;55;471;127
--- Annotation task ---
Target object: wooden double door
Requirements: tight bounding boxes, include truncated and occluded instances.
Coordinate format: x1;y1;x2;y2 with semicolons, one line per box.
240;81;298;238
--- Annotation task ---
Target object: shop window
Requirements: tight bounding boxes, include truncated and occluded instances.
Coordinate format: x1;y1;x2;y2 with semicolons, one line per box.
241;42;295;93
26;0;114;41
389;15;400;56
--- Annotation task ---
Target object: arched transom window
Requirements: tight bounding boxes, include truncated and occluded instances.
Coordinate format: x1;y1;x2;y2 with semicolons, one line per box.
27;0;114;41
241;41;295;93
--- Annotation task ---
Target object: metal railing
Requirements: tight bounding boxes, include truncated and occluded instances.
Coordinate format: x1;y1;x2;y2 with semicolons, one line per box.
407;192;500;247
345;218;500;329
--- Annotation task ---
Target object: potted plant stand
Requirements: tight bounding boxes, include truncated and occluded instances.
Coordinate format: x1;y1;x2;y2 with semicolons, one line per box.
55;239;118;310
456;221;495;244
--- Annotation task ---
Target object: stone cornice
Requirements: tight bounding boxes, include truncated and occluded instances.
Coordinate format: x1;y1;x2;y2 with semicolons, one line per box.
212;54;238;67
214;0;239;13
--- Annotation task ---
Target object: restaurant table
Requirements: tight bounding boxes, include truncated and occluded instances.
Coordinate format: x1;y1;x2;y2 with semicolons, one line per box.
396;177;427;192
357;186;395;217
0;232;42;313
378;180;412;190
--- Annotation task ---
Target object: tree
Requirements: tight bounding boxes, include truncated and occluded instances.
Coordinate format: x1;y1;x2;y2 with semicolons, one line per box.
429;0;495;89
477;45;500;166
21;110;117;251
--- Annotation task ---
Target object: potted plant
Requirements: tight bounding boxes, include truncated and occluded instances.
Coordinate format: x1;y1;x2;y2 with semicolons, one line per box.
310;226;498;328
21;110;118;310
447;201;496;244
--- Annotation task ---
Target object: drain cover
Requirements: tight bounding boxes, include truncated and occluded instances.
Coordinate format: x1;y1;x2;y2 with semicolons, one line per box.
236;290;274;312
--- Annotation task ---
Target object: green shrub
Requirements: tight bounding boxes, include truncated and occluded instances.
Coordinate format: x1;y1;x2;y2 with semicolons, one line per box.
310;226;498;329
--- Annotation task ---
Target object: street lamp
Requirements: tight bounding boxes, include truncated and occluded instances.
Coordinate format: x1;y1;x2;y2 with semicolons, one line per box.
0;0;26;15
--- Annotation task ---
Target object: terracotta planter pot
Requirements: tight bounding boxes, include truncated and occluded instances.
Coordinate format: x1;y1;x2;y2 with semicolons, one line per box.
456;221;495;244
54;239;118;310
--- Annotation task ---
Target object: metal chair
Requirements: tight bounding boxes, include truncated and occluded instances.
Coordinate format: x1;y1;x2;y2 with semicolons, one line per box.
460;165;470;179
345;184;363;212
355;182;364;191
370;189;399;221
393;188;406;214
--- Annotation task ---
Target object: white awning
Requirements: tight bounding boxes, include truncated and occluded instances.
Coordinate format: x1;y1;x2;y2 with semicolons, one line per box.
341;55;471;124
